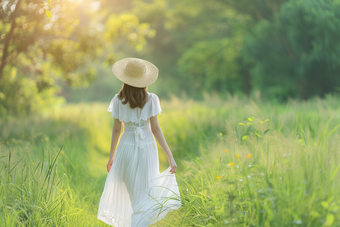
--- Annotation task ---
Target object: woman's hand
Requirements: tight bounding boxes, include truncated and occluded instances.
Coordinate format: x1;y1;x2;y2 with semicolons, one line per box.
168;157;177;174
107;159;113;173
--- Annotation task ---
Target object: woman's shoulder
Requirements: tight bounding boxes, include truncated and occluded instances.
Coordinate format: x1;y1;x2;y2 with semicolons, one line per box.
146;92;162;115
147;92;160;101
114;93;123;102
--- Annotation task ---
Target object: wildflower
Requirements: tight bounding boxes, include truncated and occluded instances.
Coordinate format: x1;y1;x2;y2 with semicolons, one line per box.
61;151;64;154
286;165;289;167
216;176;222;179
224;149;228;153
60;189;63;193
246;154;251;158
6;141;9;144
45;138;49;141
227;162;234;166
236;154;240;158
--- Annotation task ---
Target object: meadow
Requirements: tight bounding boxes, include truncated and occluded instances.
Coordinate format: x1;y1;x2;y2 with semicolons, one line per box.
1;93;340;226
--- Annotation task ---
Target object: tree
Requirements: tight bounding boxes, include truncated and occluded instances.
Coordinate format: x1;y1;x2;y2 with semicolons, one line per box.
242;0;340;100
128;0;294;98
128;0;254;98
0;0;155;117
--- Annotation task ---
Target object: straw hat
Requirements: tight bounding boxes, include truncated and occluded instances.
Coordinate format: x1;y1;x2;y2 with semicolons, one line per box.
112;58;159;88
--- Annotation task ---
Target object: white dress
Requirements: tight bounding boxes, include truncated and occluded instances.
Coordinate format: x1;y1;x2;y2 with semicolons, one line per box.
97;92;181;227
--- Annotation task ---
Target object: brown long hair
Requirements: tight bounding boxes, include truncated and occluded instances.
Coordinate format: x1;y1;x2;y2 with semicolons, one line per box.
118;83;149;109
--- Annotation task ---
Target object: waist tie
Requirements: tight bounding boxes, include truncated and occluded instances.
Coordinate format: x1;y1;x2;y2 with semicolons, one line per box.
134;126;145;150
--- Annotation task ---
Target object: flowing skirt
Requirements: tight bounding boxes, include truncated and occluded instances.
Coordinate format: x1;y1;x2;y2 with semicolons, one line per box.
97;127;181;227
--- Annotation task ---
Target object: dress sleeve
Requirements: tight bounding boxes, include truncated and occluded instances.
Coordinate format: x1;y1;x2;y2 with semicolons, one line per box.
107;94;119;119
151;93;162;117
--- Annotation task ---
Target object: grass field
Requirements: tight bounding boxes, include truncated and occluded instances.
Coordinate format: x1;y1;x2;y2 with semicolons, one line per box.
1;93;340;226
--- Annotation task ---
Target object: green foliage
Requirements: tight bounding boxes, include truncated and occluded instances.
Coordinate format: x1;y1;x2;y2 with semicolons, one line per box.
3;0;340;116
177;38;243;95
111;0;340;101
0;67;65;118
0;0;155;118
129;0;254;98
105;13;156;52
242;0;340;100
238;116;270;141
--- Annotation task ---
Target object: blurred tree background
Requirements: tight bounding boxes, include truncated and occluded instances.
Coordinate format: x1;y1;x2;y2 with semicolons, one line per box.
1;0;340;117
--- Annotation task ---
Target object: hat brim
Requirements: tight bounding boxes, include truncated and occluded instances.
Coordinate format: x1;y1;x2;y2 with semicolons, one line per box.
112;58;159;88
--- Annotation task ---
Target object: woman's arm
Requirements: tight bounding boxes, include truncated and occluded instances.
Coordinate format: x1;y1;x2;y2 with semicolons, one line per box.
150;115;177;174
107;118;122;172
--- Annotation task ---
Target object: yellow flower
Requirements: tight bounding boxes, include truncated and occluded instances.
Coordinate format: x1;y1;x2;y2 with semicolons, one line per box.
45;138;49;141
236;154;240;158
228;162;234;166
61;151;64;154
60;189;63;193
6;141;9;144
286;165;289;167
216;176;222;179
224;149;229;153
246;154;252;158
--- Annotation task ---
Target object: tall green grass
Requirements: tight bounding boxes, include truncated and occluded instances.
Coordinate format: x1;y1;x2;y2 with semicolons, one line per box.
164;97;340;227
1;93;340;226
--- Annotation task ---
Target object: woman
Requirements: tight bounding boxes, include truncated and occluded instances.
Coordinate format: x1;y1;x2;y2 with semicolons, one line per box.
97;58;182;227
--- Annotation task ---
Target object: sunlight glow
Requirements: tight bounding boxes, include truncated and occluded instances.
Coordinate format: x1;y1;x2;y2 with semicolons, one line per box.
90;1;101;11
